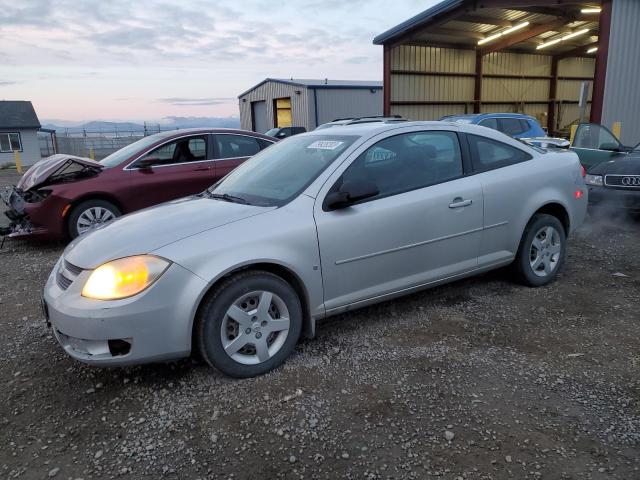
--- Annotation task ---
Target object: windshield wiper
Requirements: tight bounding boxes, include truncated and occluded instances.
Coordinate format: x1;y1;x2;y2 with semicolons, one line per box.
205;191;250;205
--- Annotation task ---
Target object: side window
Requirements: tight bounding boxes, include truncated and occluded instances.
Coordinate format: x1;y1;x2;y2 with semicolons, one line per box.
468;134;532;172
216;135;262;159
498;118;527;136
135;136;207;167
338;131;463;201
478;117;499;131
0;132;22;152
257;138;274;150
573;124;621;150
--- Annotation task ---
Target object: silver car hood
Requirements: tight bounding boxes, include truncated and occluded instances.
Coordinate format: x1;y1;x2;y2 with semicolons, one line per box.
64;196;275;269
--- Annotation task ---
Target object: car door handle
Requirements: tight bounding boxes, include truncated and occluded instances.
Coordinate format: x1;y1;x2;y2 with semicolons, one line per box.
449;198;472;209
193;167;209;172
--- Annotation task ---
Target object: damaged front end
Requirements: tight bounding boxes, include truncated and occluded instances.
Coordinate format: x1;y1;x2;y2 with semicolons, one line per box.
1;155;103;238
1;186;51;237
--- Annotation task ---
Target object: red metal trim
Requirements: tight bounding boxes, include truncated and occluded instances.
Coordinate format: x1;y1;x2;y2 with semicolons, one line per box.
590;0;611;123
474;51;483;113
383;45;391;116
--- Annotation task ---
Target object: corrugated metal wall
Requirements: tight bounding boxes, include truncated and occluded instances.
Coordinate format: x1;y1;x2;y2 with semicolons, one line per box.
311;89;383;127
389;45;594;130
390;45;476;118
238;81;310;131
602;0;640;145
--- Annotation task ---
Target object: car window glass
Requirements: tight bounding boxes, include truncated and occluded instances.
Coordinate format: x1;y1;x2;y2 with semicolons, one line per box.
135;136;207;167
257;138;274;150
468;134;532;172
340;131;463;201
573;124;620;149
216;135;262;158
478;117;499;130
498;118;527;136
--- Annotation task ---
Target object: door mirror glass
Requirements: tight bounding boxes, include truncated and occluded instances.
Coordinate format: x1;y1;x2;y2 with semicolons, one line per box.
325;180;379;210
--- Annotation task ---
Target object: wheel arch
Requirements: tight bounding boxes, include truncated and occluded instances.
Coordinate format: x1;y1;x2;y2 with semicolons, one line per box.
190;261;315;354
64;193;126;238
530;202;570;235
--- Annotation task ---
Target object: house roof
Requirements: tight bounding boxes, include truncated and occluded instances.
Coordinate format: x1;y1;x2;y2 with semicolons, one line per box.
0;101;41;129
238;78;383;98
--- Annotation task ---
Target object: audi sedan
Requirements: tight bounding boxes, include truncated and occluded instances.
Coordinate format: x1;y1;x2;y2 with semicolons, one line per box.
1;129;274;240
44;121;587;377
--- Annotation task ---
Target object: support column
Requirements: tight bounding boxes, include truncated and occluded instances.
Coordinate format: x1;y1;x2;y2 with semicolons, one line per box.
474;50;483;114
548;56;559;135
591;0;612;123
383;45;391;116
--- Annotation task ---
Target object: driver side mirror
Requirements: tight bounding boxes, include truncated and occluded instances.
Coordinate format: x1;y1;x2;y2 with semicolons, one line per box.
324;179;379;211
600;142;622;152
136;158;158;170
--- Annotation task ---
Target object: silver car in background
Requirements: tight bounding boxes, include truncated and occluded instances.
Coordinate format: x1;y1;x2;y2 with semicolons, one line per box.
44;122;587;377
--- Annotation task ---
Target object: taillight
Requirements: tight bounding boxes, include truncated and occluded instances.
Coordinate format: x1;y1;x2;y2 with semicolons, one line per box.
580;165;586;177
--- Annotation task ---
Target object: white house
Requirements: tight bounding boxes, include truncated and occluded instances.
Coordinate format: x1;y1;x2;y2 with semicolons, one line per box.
0;101;42;167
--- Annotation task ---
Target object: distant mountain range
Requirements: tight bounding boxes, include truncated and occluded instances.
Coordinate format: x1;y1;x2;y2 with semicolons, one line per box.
41;116;241;134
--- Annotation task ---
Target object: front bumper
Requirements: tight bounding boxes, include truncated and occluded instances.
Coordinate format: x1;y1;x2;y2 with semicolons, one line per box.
1;186;64;239
588;185;640;211
43;257;208;366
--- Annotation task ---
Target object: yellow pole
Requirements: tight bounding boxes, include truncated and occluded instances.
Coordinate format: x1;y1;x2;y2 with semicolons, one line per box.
569;124;578;145
89;147;95;160
14;150;22;174
612;122;622;140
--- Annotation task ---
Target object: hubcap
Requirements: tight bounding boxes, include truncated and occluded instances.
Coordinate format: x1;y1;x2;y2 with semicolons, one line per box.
220;290;290;365
529;226;562;277
76;207;116;235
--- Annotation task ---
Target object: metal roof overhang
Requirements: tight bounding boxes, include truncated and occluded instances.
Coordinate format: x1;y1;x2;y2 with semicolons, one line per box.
373;0;602;57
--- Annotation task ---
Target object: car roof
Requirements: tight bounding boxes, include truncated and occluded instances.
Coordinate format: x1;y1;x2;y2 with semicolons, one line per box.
306;120;462;136
443;113;536;120
150;128;274;140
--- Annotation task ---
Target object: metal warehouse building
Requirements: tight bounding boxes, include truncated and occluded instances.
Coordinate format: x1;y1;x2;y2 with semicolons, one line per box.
374;0;640;145
238;79;383;133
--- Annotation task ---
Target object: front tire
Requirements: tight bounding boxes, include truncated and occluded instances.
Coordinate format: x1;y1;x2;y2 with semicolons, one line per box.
514;214;566;287
196;271;302;378
68;199;121;238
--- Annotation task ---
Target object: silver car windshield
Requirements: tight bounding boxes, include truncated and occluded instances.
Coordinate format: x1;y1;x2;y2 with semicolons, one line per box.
209;135;358;207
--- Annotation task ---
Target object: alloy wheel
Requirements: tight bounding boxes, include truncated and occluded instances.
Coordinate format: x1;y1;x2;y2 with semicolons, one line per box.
220;290;290;365
76;207;116;235
529;225;562;277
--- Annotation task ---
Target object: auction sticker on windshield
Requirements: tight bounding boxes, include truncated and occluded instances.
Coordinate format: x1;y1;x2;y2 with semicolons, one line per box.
307;140;344;150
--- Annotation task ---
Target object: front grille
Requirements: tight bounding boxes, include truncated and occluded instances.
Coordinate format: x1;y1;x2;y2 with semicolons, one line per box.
64;260;83;276
605;175;640;189
56;272;73;290
56;259;84;291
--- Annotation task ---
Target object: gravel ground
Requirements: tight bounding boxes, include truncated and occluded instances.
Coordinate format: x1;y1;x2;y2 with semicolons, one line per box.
1;168;639;480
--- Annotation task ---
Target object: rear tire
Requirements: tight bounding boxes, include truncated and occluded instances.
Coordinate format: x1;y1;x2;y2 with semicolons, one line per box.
513;214;566;287
196;271;302;378
67;199;121;238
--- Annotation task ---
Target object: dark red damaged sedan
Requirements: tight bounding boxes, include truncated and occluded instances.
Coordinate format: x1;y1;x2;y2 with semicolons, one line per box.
1;128;275;240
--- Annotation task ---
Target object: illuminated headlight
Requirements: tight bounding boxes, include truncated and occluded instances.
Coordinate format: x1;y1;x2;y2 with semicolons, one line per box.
82;255;170;300
585;174;603;186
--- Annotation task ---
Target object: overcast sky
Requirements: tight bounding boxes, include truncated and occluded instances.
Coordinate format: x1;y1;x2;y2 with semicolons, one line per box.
0;0;437;123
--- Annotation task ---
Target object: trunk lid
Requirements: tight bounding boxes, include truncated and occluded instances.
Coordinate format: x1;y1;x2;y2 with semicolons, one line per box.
17;154;103;191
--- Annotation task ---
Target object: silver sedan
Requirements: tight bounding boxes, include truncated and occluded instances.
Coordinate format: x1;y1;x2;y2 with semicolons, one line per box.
44;122;587;377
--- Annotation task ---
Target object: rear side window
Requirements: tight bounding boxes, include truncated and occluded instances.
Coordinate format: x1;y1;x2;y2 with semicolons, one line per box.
468;134;532;173
478;117;499;131
339;131;464;202
216;135;263;159
497;118;529;136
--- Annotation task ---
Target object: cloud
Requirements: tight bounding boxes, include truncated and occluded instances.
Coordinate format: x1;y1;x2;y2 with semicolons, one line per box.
159;97;236;106
0;80;17;86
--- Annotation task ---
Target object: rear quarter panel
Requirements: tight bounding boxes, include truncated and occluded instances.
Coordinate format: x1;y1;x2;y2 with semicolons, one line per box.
476;148;586;265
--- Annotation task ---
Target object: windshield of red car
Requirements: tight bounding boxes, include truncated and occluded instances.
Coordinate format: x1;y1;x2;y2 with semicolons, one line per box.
99;134;168;168
209;135;358;207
